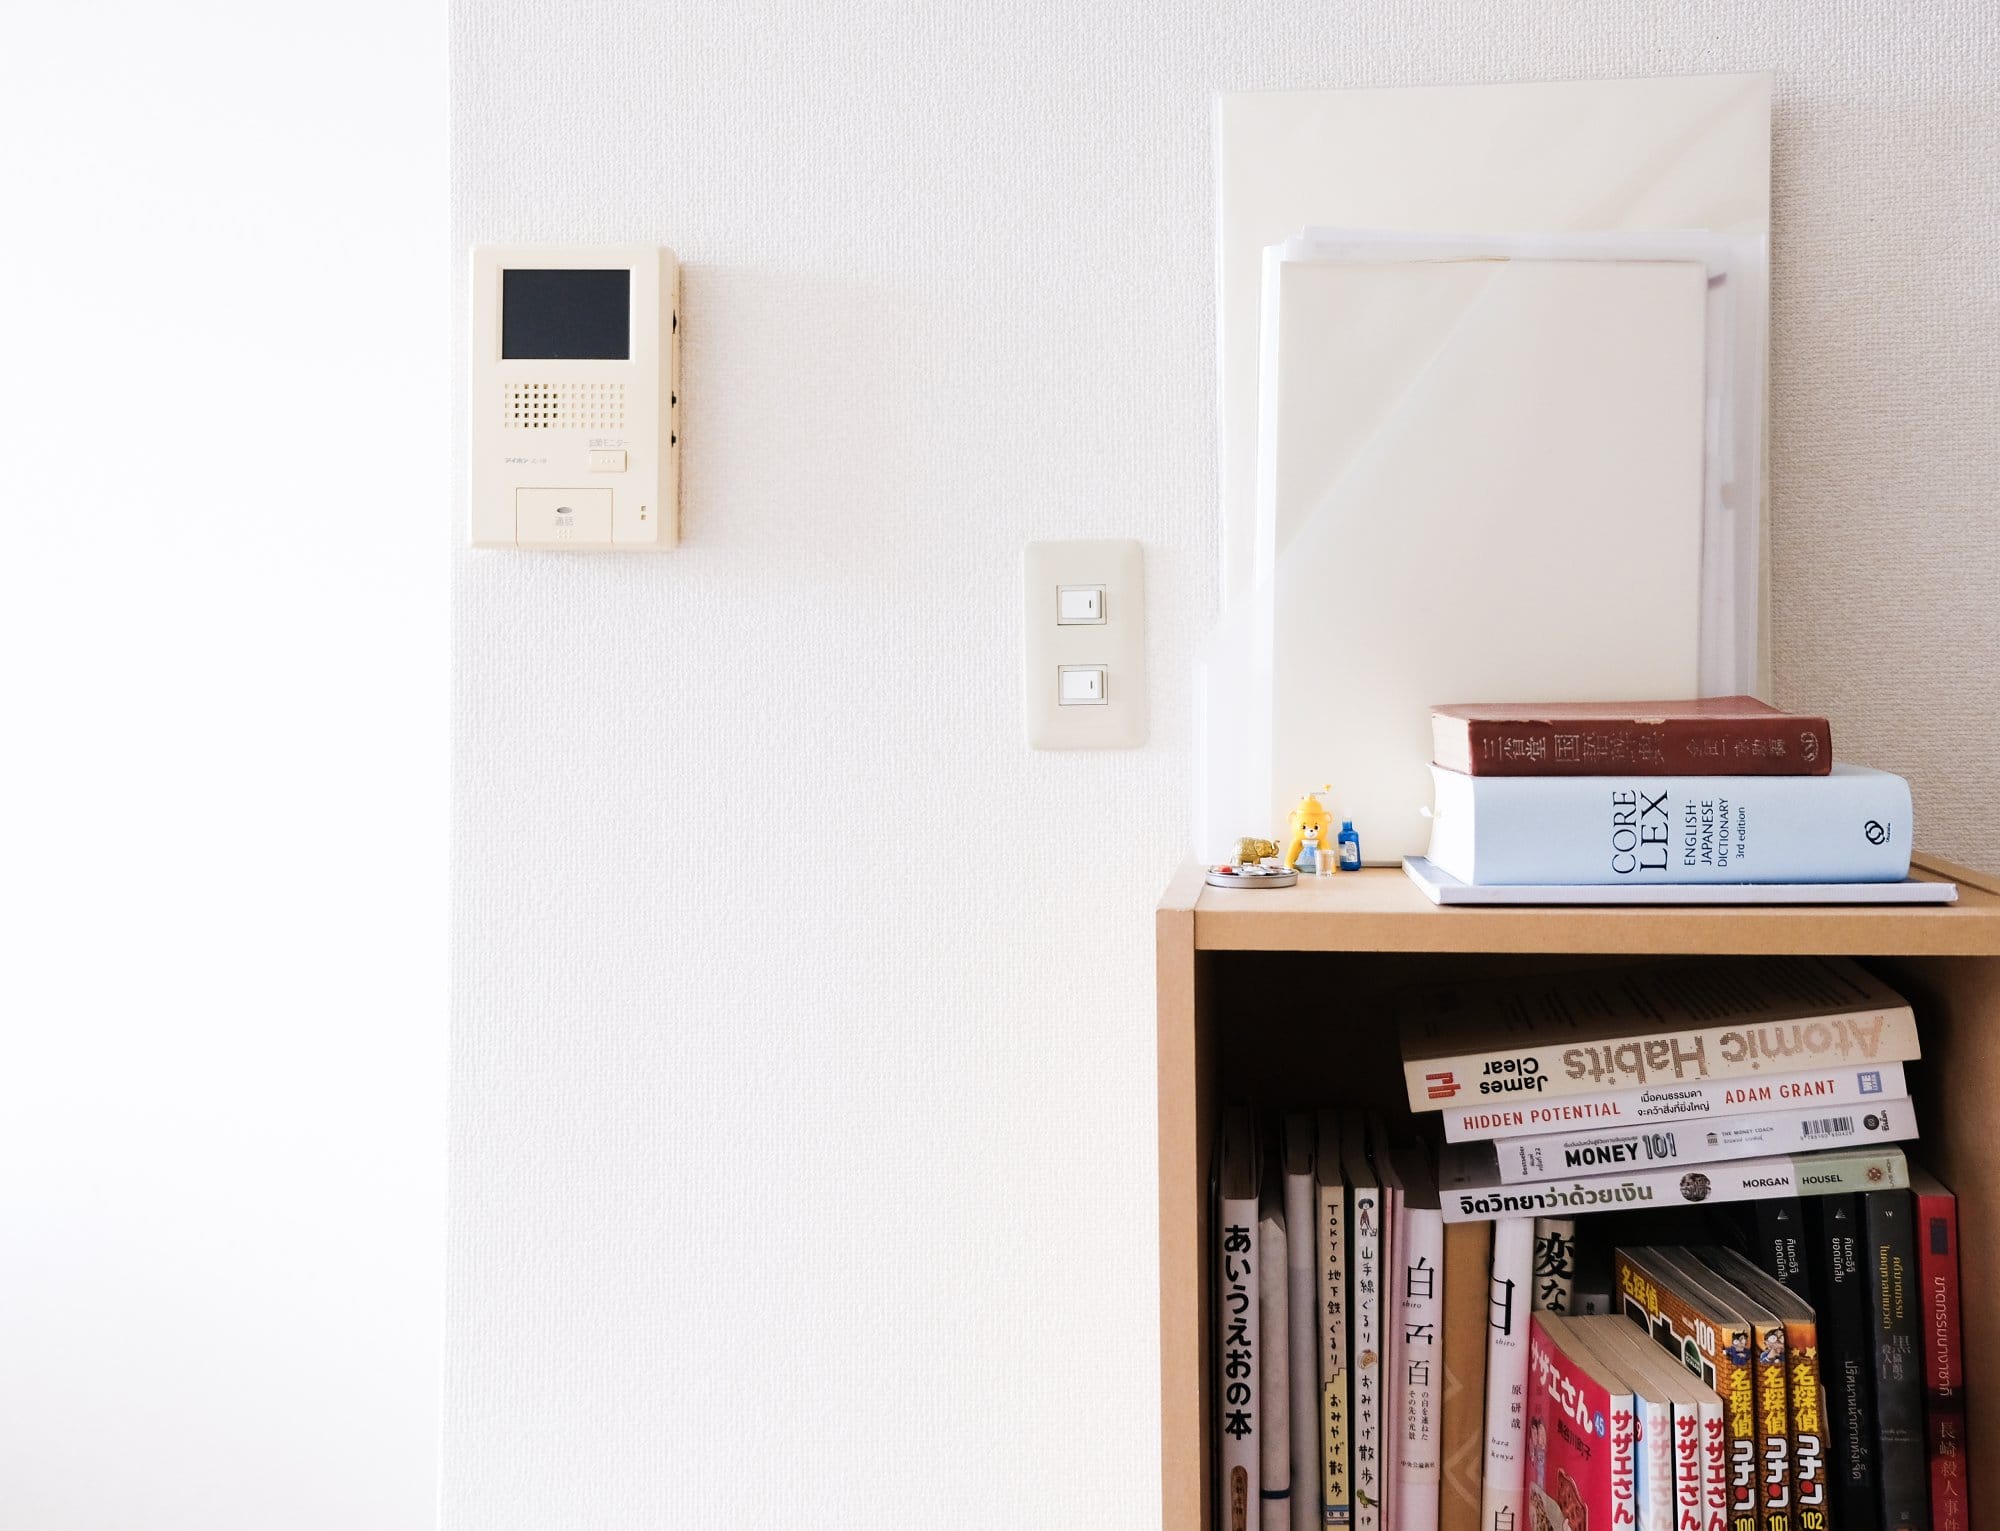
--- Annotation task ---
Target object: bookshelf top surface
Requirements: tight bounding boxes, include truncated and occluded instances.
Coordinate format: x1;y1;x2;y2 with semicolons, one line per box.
1165;856;2000;956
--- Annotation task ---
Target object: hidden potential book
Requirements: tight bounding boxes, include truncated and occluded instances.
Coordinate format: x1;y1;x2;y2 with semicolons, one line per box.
1423;762;1912;885
1436;1062;1911;1144
1401;957;1916;1112
1437;1146;1909;1224
1431;697;1833;778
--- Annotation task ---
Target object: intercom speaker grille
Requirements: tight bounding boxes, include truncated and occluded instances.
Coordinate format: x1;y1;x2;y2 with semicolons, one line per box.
503;381;628;430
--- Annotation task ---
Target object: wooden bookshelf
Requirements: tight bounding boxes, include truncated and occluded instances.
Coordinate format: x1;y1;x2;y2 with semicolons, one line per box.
1157;853;2000;1531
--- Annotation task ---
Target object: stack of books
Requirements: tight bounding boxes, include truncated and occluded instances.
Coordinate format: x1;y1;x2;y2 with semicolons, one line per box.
1213;958;1969;1531
1409;697;1933;903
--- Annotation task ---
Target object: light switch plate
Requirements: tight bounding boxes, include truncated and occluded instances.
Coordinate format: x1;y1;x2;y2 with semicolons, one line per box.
1024;539;1145;749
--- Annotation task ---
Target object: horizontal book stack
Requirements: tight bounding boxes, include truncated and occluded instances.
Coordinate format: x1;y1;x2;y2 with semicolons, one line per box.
1420;697;1918;892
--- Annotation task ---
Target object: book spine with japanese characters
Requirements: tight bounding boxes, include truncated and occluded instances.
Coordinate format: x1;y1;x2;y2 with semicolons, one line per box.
1438;1147;1911;1224
1480;1217;1533;1531
1376;1137;1404;1531
1264;1184;1294;1531
1616;1249;1761;1531
1437;1219;1490;1531
1813;1196;1877;1529
1476;1099;1915;1184
1392;1149;1444;1531
1909;1172;1968;1531
1341;1116;1385;1531
1432;704;1832;779
1862;1190;1928;1530
1527;1315;1637;1530
1286;1118;1323;1531
1438;1064;1911;1144
1531;1218;1577;1313
1316;1111;1352;1528
1218;1121;1263;1531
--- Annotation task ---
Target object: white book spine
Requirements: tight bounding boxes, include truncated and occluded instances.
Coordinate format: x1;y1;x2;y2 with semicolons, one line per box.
1479;1219;1533;1531
1219;1195;1262;1531
1425;762;1913;885
1287;1166;1320;1531
1317;1180;1350;1526
1438;1062;1911;1142
1635;1389;1673;1531
1694;1394;1727;1531
1610;1389;1639;1530
1394;1207;1444;1531
1668;1400;1702;1531
1439;1148;1910;1224
1350;1183;1383;1531
1377;1187;1401;1530
1485;1097;1916;1182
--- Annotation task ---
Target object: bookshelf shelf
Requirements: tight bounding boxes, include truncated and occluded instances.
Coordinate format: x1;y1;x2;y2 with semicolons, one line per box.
1155;853;2000;1531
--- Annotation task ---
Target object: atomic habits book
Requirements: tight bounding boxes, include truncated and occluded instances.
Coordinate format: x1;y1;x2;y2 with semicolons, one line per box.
1401;958;1916;1113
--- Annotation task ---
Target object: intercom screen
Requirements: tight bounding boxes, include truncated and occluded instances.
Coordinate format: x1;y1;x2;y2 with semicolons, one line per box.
501;268;631;360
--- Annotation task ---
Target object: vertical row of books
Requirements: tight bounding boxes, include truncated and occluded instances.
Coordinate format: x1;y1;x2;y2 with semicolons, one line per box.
1216;956;1970;1531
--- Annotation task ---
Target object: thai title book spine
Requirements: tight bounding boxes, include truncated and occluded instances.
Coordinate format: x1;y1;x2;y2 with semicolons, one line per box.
1617;1249;1761;1531
1437;1064;1910;1144
1480;1218;1533;1531
1475;1099;1915;1185
1403;957;1916;1112
1316;1111;1351;1529
1812;1196;1876;1529
1527;1315;1637;1531
1862;1190;1928;1530
1909;1173;1967;1531
1422;762;1912;885
1438;1147;1910;1224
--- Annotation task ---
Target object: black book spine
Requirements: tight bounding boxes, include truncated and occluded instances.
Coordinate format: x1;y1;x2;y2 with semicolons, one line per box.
1816;1195;1876;1527
1752;1197;1815;1302
1862;1189;1929;1530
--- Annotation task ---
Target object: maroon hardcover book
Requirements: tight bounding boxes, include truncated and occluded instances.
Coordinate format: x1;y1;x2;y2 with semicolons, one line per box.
1431;697;1834;777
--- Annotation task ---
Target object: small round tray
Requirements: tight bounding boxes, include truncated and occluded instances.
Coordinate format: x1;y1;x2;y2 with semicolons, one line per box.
1204;868;1298;889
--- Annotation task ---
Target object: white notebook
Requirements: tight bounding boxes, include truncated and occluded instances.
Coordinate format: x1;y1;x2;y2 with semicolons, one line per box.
1255;248;1709;862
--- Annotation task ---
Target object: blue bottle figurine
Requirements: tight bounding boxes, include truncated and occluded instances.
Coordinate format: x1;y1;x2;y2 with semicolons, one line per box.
1336;819;1361;871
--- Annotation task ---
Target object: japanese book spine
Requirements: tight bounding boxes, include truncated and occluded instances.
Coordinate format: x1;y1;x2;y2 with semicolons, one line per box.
1404;961;1918;1116
1812;1196;1877;1529
1616;1247;1762;1531
1480;1217;1534;1531
1439;1064;1911;1144
1287;1116;1323;1531
1908;1172;1967;1531
1862;1190;1929;1530
1421;762;1912;886
1317;1110;1352;1529
1697;1248;1824;1531
1392;1149;1444;1531
1437;1219;1491;1531
1588;1313;1725;1531
1429;699;1833;779
1264;1183;1295;1531
1218;1109;1263;1531
1438;1147;1910;1224
1527;1315;1637;1531
1532;1218;1578;1313
1478;1099;1915;1184
1341;1116;1385;1531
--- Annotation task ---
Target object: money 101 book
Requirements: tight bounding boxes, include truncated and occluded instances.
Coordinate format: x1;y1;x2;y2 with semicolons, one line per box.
1401;957;1917;1112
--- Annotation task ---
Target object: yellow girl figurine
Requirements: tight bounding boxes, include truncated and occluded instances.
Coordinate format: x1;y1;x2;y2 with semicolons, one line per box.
1284;788;1333;874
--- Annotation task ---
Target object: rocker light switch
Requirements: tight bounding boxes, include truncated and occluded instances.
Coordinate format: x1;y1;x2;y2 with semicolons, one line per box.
1024;540;1145;749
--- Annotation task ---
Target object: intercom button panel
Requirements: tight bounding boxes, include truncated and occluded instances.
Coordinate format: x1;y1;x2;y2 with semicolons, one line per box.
469;244;679;549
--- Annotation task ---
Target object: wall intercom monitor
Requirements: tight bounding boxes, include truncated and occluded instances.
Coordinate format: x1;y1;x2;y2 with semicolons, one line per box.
469;244;679;548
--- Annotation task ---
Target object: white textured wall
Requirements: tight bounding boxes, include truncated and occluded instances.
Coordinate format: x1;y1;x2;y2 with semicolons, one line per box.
449;4;2000;1526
